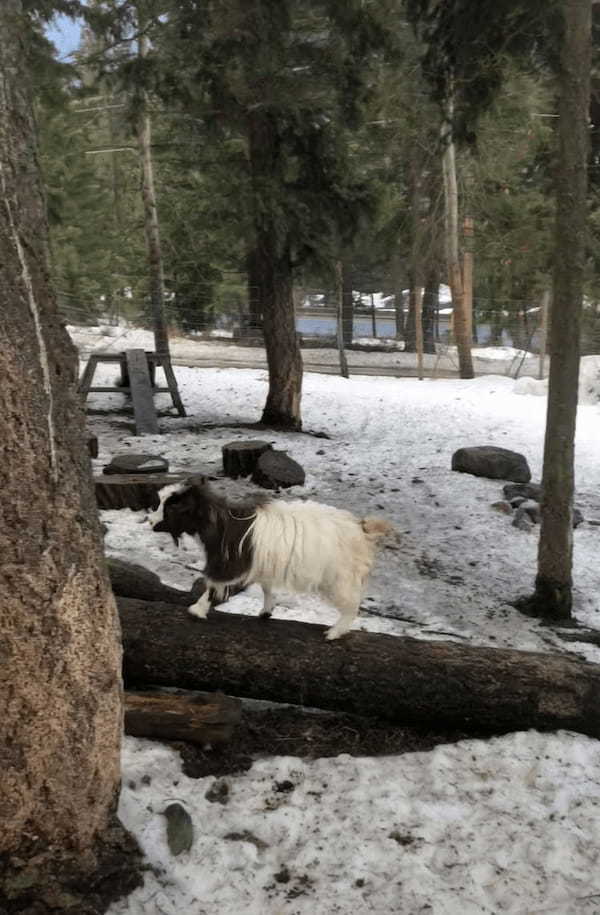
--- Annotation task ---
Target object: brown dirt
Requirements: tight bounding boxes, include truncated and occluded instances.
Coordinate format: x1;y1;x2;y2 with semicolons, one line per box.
174;704;485;779
0;819;143;915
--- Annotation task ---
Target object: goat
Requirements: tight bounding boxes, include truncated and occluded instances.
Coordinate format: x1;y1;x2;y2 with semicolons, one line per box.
148;477;393;640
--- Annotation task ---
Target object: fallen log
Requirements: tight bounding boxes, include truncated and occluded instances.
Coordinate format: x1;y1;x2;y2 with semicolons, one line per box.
118;597;600;739
124;689;241;745
108;558;204;605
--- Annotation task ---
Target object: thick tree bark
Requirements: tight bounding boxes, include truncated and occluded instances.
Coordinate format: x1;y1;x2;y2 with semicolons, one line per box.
0;3;138;903
248;109;303;430
518;0;591;621
119;598;600;739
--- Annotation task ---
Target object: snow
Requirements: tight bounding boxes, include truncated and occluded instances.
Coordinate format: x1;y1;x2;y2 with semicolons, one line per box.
69;326;600;914
110;731;600;915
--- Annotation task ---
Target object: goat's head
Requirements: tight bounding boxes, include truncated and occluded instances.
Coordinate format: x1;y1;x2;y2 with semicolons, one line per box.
149;476;217;544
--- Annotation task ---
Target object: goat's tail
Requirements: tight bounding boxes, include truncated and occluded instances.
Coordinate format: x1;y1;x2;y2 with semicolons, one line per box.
361;517;395;543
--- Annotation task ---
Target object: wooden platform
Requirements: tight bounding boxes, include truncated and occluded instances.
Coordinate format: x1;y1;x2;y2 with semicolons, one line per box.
78;348;186;434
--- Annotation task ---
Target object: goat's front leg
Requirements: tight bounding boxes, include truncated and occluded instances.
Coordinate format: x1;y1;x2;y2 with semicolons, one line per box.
188;579;224;620
258;584;275;619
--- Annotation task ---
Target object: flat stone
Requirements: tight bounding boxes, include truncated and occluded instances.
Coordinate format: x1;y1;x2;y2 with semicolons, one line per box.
103;453;169;475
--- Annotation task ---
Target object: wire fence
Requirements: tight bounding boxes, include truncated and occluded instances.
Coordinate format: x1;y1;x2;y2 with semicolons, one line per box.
60;294;600;380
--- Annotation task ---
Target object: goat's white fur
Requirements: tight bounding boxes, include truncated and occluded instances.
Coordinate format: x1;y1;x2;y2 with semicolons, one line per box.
186;499;392;640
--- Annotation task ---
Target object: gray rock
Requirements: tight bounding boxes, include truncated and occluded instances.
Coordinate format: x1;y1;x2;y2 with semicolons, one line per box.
163;802;194;856
452;446;531;483
512;507;536;531
103;453;169;475
252;450;305;489
503;482;542;502
490;501;513;515
520;500;542;523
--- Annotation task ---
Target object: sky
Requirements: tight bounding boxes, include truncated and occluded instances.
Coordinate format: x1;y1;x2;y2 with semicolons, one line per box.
45;13;82;59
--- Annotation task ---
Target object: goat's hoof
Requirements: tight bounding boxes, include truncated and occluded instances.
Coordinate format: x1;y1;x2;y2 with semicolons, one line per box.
188;604;209;620
326;627;348;641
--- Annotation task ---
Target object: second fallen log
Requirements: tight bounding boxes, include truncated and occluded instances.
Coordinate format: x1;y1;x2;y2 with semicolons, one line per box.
124;689;241;745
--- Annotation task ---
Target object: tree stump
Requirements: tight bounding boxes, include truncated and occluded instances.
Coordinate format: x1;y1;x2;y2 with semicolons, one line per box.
95;472;188;511
222;440;273;478
252;449;305;489
124;689;241;745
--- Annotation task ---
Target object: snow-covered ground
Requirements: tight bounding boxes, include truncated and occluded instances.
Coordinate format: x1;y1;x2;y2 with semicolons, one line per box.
72;327;600;915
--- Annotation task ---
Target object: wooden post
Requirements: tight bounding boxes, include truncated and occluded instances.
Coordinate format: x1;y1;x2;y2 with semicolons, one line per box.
370;292;377;338
415;286;424;380
538;289;551;381
335;260;349;378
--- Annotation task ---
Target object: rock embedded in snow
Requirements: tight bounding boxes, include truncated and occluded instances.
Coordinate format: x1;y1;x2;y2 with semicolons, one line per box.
163;802;194;856
252;450;305;489
490;501;513;515
503;482;543;502
103;453;170;475
452;446;531;483
512;507;536;532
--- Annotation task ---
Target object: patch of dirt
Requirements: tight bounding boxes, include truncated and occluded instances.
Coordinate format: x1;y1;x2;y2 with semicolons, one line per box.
174;705;484;779
0;819;143;915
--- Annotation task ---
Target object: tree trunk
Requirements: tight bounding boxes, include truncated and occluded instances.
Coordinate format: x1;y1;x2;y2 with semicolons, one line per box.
422;265;439;354
248;110;303;430
136;15;170;359
0;3;138;904
244;245;264;338
441;99;474;378
341;260;354;345
335;260;349;377
518;0;592;620
119;598;600;739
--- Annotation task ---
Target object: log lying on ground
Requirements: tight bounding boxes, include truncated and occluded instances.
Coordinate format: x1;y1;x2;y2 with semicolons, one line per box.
108;558;204;605
118;597;600;738
125;689;241;745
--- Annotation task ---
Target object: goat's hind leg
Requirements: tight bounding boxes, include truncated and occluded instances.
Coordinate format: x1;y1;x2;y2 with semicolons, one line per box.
325;579;362;641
